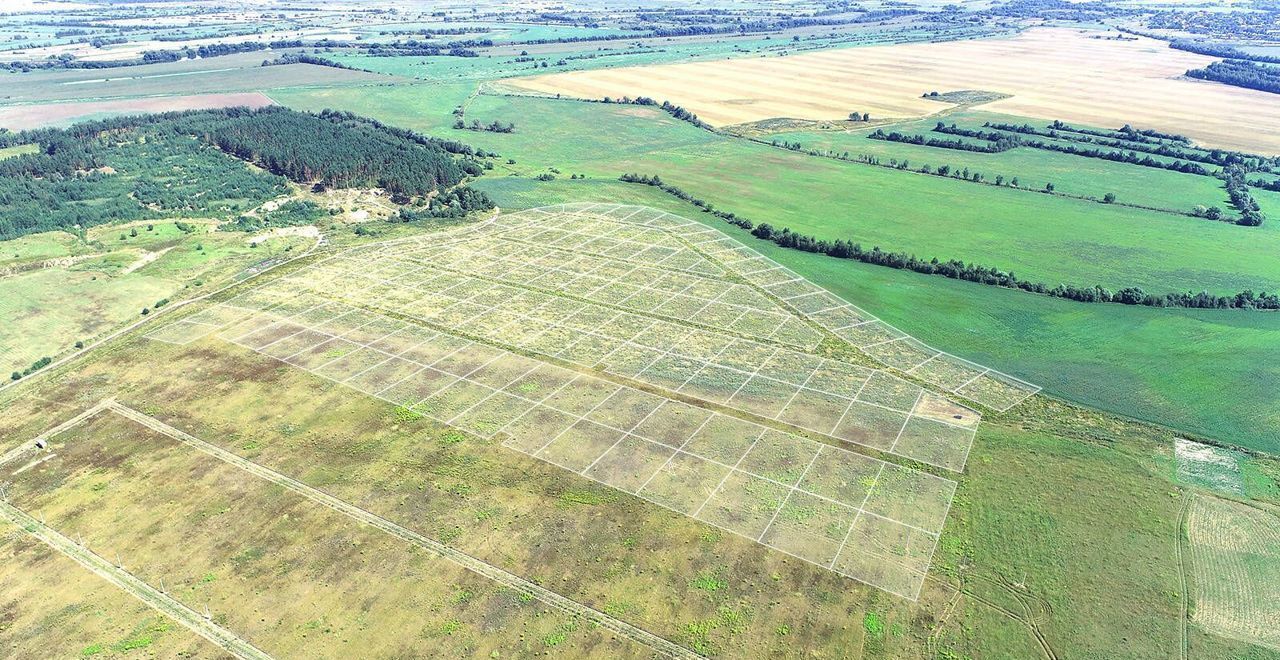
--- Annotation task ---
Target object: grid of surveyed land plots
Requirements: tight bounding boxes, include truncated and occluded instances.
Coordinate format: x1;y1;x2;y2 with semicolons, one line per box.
144;203;1037;599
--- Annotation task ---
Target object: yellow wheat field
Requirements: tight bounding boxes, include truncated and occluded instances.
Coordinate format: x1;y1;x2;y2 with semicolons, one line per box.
510;28;1280;154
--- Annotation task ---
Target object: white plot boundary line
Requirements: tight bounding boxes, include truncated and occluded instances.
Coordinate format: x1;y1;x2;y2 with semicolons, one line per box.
213;310;953;537
20;402;699;660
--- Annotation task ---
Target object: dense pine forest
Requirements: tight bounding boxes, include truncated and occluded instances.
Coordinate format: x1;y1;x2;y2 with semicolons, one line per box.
1186;59;1280;95
0;107;492;240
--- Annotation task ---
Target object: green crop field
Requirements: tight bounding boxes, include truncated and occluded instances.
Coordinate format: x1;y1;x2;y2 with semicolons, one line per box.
767;108;1258;216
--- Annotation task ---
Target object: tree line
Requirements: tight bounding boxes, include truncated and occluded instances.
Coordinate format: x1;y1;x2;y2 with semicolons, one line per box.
985;121;1272;170
1186;60;1280;96
618;173;1280;310
1169;40;1280;64
877;123;1215;176
601;96;711;130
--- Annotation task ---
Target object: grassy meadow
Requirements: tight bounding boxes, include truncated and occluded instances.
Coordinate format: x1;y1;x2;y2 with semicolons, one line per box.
768;108;1254;215
0;223;310;377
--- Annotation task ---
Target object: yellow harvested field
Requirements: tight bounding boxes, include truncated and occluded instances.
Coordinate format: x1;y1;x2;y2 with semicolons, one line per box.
509;28;1280;154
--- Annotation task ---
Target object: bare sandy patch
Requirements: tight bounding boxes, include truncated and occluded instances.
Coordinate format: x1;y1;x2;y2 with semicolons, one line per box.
509;28;1280;154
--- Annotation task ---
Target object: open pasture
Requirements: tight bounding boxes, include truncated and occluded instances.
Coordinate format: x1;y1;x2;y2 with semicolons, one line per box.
510;27;1280;154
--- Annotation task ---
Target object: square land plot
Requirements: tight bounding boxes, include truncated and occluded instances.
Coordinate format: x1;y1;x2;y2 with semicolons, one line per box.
855;371;924;412
805;362;872;398
759;351;823;388
832;514;937;599
536;420;625;473
583;436;676;493
830;402;909;451
715;340;779;373
236;321;306;351
696;471;789;540
760;491;856;565
558;333;620;367
863;337;939;371
379;368;459;409
313;347;392;383
635;354;705;392
726;374;799;419
910;353;988;391
398;334;472;367
862;463;957;532
891;416;975;472
797;448;882;509
680;364;752;405
451;391;536;438
682;415;763;465
956;372;1038;412
776;388;852;435
285;337;360;370
502;363;577;402
542;377;620;416
430;343;505;378
737;430;821;486
259;329;332;361
466;354;544;390
345;357;424;397
630;401;714;449
500;405;579;453
584;388;666;432
598;344;664;379
911;392;980;428
412;379;494;423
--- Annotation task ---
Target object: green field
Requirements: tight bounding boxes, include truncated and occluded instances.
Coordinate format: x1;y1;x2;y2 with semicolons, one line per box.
0;224;310;377
767;108;1258;216
277;86;1280;295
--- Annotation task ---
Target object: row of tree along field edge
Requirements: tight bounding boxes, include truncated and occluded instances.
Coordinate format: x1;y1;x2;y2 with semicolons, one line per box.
618;173;1280;310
